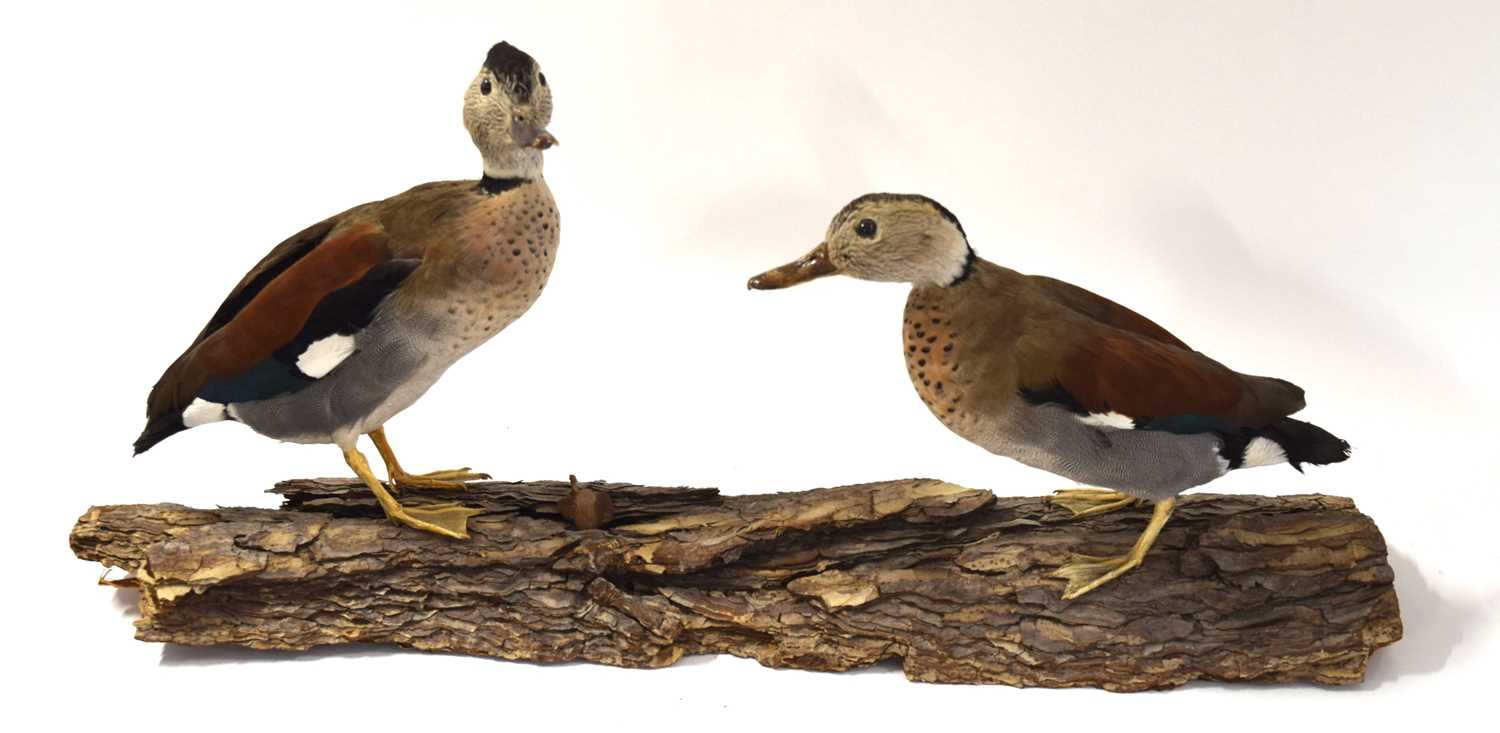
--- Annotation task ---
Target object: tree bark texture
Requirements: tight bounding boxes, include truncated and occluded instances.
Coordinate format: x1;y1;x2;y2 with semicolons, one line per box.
70;478;1401;691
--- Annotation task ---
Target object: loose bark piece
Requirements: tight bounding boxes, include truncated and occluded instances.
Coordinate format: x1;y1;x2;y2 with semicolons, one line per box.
70;477;1401;691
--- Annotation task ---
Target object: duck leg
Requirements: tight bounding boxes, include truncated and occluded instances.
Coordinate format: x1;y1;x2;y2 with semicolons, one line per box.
1050;497;1176;599
368;426;490;491
1051;488;1144;518
342;445;483;539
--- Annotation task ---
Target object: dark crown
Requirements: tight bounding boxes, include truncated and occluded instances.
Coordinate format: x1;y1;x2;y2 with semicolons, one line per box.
835;193;967;239
484;41;537;98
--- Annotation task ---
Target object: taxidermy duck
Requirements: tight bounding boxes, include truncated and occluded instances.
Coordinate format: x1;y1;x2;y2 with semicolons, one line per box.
748;193;1349;598
134;41;559;540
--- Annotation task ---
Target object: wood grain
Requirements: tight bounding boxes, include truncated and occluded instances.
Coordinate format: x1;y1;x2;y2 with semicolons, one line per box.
70;478;1401;691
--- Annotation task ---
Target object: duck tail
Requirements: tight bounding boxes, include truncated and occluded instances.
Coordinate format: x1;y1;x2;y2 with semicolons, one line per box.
1223;417;1351;471
133;412;186;455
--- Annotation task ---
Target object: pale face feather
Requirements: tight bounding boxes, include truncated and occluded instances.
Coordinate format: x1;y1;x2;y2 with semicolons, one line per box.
825;198;971;286
463;60;553;180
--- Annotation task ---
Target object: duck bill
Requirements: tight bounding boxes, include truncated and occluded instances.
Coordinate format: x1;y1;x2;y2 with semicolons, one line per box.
529;130;559;150
747;242;837;290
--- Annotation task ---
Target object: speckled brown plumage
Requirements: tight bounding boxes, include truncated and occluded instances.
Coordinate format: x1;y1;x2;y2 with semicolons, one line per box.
142;179;560;442
901;260;1304;435
376;179;560;355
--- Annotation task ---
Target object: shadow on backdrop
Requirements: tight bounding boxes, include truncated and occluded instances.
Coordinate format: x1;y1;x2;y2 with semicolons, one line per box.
1360;548;1471;687
1135;189;1467;405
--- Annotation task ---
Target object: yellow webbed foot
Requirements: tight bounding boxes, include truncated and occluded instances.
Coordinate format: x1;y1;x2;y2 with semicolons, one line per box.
342;445;482;540
1051;552;1144;599
1049;497;1177;599
392;468;492;492
366;427;490;492
1051;488;1144;518
389;501;486;539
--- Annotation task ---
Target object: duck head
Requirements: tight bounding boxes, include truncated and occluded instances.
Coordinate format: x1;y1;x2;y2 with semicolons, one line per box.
464;41;557;179
748;194;974;290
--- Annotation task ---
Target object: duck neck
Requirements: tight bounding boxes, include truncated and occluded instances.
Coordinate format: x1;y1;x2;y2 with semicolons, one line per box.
943;245;977;287
481;147;543;182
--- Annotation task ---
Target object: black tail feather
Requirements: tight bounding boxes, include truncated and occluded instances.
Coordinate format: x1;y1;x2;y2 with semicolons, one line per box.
133;412;186;455
1263;417;1351;470
1219;416;1350;471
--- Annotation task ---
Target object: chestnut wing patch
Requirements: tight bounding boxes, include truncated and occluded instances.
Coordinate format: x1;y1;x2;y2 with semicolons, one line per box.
192;218;339;344
137;222;416;454
1022;332;1306;432
196;258;420;404
1030;276;1189;349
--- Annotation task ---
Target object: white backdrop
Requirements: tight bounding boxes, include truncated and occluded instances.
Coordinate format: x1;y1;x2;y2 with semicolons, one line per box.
5;1;1497;729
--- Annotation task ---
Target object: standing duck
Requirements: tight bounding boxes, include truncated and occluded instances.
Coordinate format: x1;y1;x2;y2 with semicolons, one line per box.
134;41;560;540
748;193;1349;598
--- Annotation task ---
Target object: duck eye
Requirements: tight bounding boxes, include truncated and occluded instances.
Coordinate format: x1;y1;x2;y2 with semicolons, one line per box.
855;218;878;238
538;72;547;87
480;78;492;95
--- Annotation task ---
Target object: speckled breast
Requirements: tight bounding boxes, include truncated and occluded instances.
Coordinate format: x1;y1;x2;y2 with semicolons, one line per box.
902;291;972;431
441;180;560;356
902;290;1049;472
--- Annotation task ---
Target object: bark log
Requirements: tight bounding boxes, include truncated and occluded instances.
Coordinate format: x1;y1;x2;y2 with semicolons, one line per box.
70;478;1401;691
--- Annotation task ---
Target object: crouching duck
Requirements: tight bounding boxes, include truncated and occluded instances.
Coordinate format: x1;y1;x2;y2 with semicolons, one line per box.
749;193;1349;598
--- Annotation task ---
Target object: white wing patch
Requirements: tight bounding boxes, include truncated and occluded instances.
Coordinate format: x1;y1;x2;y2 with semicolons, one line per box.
296;334;356;379
182;397;227;427
1242;437;1288;468
1078;411;1136;430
